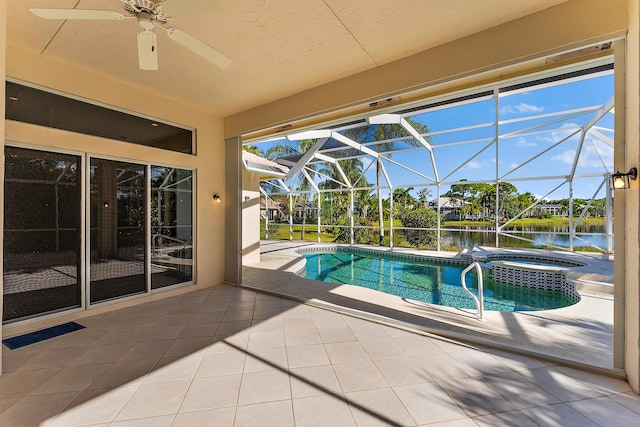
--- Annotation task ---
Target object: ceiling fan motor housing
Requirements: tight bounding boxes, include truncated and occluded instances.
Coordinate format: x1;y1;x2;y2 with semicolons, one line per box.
122;0;171;25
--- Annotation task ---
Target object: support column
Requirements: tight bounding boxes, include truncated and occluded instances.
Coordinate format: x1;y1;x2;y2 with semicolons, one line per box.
0;0;7;376
224;136;242;285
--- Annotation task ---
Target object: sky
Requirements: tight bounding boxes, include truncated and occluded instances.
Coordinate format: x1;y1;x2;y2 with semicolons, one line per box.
249;68;615;202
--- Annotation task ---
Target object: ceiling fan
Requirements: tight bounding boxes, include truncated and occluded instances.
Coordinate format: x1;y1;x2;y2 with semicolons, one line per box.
30;0;231;71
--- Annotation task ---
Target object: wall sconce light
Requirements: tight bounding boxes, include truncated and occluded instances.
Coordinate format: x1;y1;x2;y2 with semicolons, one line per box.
610;167;637;190
103;201;110;208
212;194;222;204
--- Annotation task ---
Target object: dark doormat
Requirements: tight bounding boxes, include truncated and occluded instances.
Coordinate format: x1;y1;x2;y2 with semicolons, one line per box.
2;321;85;350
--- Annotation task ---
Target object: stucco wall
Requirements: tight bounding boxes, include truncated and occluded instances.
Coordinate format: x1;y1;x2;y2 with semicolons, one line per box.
4;45;225;289
242;171;261;265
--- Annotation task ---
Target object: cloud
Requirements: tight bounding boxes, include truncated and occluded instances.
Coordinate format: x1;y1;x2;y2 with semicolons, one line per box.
500;103;544;115
466;161;483;169
537;122;581;143
551;145;613;168
515;137;536;148
551;149;576;164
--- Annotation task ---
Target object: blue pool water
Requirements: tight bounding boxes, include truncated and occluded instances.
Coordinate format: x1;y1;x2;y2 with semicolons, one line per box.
303;251;578;312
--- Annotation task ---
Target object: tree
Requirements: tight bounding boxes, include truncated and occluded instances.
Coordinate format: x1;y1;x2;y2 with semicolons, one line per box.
265;140;317;240
243;145;263;156
417;188;432;207
345;119;431;245
398;207;439;248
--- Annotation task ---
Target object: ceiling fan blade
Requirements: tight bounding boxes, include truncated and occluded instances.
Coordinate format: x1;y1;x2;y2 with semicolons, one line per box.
158;0;220;18
167;28;231;69
30;8;125;20
137;31;159;71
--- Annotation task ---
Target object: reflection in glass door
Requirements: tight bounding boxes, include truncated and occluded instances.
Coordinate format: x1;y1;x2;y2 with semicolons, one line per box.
89;159;146;303
151;167;193;289
3;147;82;323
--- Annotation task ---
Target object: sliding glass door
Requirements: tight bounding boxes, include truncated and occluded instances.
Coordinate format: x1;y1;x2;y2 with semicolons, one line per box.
3;148;194;323
151;166;193;289
89;159;147;303
3;147;82;322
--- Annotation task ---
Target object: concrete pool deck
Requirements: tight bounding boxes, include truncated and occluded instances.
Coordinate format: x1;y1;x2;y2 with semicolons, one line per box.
242;241;618;375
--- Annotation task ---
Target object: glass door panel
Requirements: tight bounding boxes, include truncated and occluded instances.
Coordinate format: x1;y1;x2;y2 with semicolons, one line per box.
151;166;193;289
89;158;146;303
3;147;82;323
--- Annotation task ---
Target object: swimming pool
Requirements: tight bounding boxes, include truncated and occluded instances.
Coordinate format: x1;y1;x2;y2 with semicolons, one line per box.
302;249;579;312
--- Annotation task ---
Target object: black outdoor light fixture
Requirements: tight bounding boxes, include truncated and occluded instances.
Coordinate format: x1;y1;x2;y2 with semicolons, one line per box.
212;194;221;204
610;167;638;190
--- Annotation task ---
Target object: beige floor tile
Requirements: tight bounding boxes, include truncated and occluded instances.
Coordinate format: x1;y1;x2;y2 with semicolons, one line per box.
52;328;111;348
143;352;205;383
343;318;390;340
154;313;194;327
97;327;150;345
117;340;173;362
520;403;598;427
247;330;285;350
178;322;219;338
567;396;640;425
373;356;431;386
0;397;18;415
234;400;294;427
30;363;110;395
195;303;229;314
475;411;539;426
47;385;138;426
448;349;513;377
412;353;474;381
483;371;561;409
20;346;90;370
214;321;252;338
438;377;516;416
608;391;640;414
483;347;551;371
360;337;409;359
0;391;80;427
115;379;190;420
333;361;388;392
317;325;356;343
418;418;477;427
138;325;186;342
283;316;316;331
111;414;174;426
163;336;212;358
167;303;203;315
394;382;468;424
244;347;288;373
238;370;291;405
516;367;601;402
289;365;343;399
172;407;235;427
311;313;348;329
222;309;254;322
293;395;355;427
210;332;250;353
179;374;241;412
253;308;283;320
345;388;415;427
555;365;632;394
189;311;225;324
393;335;443;355
285;328;322;347
88;359;157;389
68;343;132;366
324;341;369;364
196;349;246;377
286;344;330;369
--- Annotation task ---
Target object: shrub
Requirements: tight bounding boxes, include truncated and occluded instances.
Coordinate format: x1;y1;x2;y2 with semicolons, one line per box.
398;208;439;248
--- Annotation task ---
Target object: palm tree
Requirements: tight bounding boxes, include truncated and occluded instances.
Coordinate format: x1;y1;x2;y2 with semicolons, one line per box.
243;145;263;156
265;139;318;240
345;119;430;245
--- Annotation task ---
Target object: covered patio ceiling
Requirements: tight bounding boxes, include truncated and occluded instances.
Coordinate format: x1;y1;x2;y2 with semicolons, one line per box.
8;0;569;116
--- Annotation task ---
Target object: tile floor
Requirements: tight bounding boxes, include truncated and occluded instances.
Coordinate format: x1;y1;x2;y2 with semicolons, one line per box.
1;284;639;426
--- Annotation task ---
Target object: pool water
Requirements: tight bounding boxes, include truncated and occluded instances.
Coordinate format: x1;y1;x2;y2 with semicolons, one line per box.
303;251;578;312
